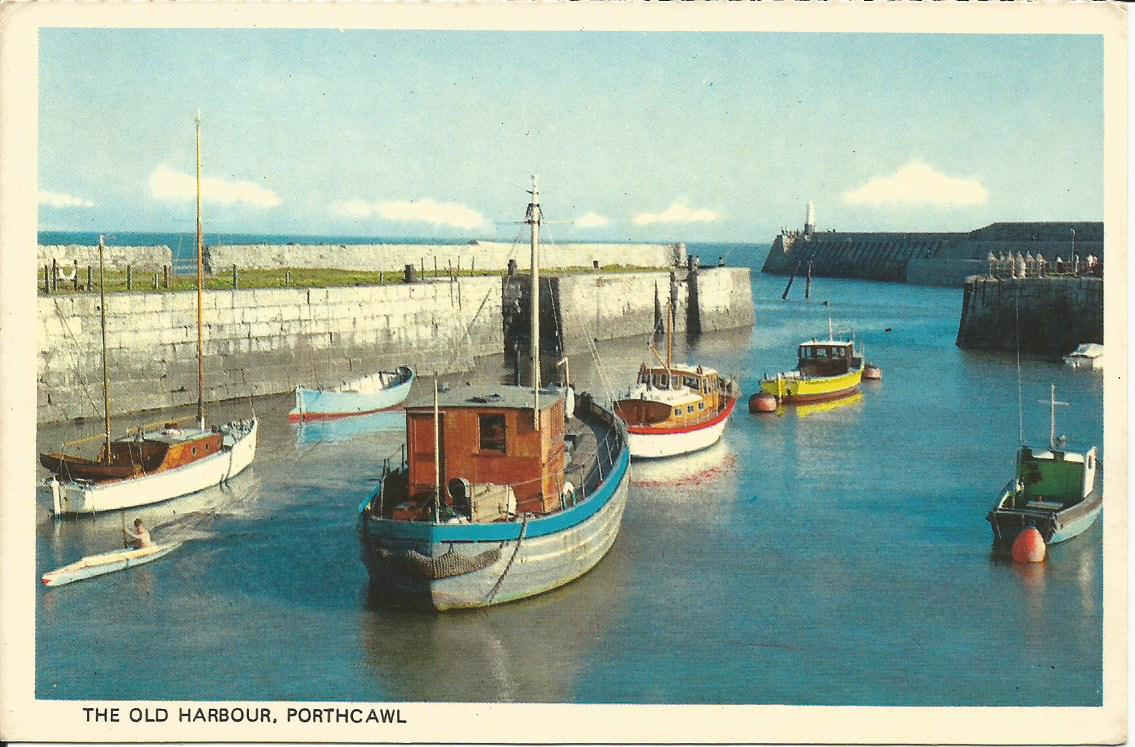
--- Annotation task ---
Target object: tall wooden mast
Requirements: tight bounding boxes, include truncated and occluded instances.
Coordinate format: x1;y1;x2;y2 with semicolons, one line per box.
98;235;111;462
525;175;542;429
195;112;205;430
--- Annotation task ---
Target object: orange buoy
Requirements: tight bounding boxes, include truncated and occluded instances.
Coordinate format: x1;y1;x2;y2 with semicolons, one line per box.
863;364;883;381
1011;527;1046;563
749;393;778;413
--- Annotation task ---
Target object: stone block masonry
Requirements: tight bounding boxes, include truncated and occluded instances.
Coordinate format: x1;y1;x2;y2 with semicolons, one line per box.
206;241;684;273
38;245;173;272
37;267;754;424
37;277;503;424
955;276;1102;358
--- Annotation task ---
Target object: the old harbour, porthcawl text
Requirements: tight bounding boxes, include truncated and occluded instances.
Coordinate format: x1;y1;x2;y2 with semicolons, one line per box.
81;705;408;725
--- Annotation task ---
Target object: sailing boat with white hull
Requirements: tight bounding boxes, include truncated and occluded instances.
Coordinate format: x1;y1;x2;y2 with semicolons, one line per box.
40;115;258;516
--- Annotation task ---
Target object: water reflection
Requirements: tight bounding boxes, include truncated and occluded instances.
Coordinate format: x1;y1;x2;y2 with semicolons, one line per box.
356;528;630;702
631;440;736;488
795;391;864;419
293;410;405;447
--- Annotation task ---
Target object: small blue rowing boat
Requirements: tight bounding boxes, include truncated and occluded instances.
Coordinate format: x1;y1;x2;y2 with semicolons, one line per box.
289;365;415;422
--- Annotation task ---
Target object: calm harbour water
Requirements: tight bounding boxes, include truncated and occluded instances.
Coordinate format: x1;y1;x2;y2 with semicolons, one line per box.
35;246;1104;705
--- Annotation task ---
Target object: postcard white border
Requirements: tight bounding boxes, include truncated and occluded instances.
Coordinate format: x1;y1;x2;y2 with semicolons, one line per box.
0;2;1127;744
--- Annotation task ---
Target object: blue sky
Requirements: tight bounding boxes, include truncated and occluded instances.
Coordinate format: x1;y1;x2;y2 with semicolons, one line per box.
39;29;1104;242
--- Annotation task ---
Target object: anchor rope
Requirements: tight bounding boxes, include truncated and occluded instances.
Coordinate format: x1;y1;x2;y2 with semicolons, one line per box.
486;513;528;604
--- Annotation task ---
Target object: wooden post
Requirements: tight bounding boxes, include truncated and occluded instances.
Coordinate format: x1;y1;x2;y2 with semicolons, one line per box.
285;270;292;286
163;265;169;289
126;264;132;290
232;264;239;289
87;265;93;292
434;257;438;275
72;260;79;290
153;272;159;289
51;259;57;291
471;257;475;273
420;257;425;277
43;265;50;295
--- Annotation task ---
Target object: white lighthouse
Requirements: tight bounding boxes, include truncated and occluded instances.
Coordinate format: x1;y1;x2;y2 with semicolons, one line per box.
804;200;816;237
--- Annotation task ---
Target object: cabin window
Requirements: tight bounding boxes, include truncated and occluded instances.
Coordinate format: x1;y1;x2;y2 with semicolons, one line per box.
479;414;506;453
687;405;695;414
191;446;198;456
673;408;682;416
684;376;697;389
654;375;667;388
815;348;828;359
698;402;705;410
671;375;680;388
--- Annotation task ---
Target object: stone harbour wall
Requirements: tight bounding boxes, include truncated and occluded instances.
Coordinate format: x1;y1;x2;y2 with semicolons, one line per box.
37;266;755;424
955;276;1103;358
37;245;174;272
37;277;503;424
207;241;685;273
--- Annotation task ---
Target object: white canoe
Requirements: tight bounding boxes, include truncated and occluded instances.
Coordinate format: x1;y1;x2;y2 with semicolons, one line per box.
41;542;182;587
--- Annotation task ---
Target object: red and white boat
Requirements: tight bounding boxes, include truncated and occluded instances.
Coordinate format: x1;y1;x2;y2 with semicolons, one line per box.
614;306;740;459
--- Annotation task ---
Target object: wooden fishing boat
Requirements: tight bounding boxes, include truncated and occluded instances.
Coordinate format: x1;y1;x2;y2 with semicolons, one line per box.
41;541;183;587
289;365;415;422
39;115;258;516
613;297;740;460
356;177;631;611
758;326;864;407
615;363;739;460
987;385;1101;547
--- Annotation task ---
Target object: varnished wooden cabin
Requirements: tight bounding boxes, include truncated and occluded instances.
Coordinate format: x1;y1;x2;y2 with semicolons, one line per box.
405;387;566;516
40;425;223;482
615;363;730;429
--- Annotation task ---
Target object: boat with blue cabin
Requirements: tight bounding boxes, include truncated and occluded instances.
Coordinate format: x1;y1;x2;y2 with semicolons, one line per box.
987;385;1101;547
355;177;631;610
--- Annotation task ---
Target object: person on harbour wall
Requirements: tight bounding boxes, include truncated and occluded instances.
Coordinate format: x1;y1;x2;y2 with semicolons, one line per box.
123;518;154;549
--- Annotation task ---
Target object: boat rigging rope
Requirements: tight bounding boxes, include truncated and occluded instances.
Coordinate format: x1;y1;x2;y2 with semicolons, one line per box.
485;513;528;605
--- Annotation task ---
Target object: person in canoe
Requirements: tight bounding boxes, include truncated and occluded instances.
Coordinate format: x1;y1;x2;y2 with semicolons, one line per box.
123;518;154;549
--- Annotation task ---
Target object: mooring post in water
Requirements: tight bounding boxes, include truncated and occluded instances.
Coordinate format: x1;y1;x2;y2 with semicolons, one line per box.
126;264;132;291
162;264;169;289
232;264;238;289
805;260;813;299
781;261;800;300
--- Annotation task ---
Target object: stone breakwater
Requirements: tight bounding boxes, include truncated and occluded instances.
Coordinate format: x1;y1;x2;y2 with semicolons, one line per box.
763;222;1103;288
955;276;1102;358
37;268;754;424
206;241;685;273
38;245;173;272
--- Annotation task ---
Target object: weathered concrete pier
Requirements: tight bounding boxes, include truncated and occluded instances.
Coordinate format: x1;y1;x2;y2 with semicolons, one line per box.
37;265;754;424
955;275;1102;358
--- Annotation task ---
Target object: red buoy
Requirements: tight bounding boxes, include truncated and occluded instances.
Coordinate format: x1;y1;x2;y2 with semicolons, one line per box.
749;393;778;413
863;364;883;381
1011;527;1046;563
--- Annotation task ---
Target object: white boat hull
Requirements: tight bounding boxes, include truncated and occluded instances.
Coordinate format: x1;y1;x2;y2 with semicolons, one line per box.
45;419;258;516
42;542;182;587
627;399;736;460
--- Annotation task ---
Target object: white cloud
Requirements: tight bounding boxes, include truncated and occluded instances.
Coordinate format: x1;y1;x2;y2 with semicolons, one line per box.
633;200;721;226
332;198;489;230
842;160;989;207
574;211;610;228
40;190;94;208
149;164;282;208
